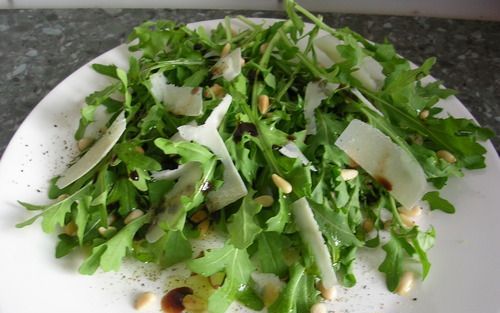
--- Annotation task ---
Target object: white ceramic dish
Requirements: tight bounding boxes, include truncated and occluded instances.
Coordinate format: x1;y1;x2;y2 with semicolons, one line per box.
0;18;499;313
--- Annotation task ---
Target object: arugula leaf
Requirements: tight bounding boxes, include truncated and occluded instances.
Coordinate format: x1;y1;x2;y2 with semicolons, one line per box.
115;142;162;171
310;201;363;247
255;232;289;277
16;184;93;233
268;264;309;313
188;244;254;313
423;191;456;213
227;193;263;249
79;213;151;274
378;235;405;291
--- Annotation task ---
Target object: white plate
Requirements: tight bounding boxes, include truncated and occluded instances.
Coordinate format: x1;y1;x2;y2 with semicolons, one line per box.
0;18;499;313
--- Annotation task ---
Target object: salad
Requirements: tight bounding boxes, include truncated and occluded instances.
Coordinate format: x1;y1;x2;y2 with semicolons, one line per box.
16;1;494;312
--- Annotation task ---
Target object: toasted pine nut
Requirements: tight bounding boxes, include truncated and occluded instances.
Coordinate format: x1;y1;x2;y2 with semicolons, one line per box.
254;195;274;207
124;209;144;224
271;174;292;194
437;150;457;163
258;95;270;114
182;294;207;311
362;218;374;232
98;226;117;237
240;57;246;67
190;210;208;224
310;302;327;313
134;292;156;311
398;205;422;217
208;272;226;289
259;43;269;54
57;194;69;201
400;213;415;228
318;282;337;300
263;283;280;307
221;43;231;57
63;221;77;236
383;219;392;230
77;137;94;151
419;110;430;120
340;169;358;181
204;84;225;98
134;146;145;154
230;27;238;37
198;219;210;237
395;271;414;296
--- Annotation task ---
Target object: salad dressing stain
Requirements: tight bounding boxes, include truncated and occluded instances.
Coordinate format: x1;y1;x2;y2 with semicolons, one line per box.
161;287;193;313
375;176;393;191
129;170;140;181
233;122;258;142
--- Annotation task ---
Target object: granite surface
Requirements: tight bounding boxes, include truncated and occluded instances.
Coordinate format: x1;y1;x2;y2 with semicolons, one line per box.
0;9;498;157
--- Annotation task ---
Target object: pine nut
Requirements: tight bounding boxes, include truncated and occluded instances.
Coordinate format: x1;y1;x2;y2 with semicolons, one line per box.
221;43;231;57
419;110;430;120
77;137;94;151
182;294;207;311
204;84;225;98
208;272;226;289
240;57;246;67
134;291;156;311
190;210;208;224
259;43;269;54
263;282;280;307
362;218;374;232
57;194;69;201
124;209;144;224
340;169;358;181
400;213;415;228
271;174;292;194
395;271;414;296
318;282;337;300
254;195;274;207
437;150;457;163
230;27;238;37
310;302;327;313
398;205;422;217
198;219;210;237
63;221;77;236
383;219;392;230
98;226;117;237
134;146;145;154
258;95;270;114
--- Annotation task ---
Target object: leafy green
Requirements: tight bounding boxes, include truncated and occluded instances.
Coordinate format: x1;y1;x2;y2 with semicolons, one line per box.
79;213;151;274
423;191;456;213
16;1;494;312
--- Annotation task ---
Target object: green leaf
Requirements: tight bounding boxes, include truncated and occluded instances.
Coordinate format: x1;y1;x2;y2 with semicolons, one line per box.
92;63;118;79
79;213;151;274
75;195;91;245
227;193;263;249
255;232;288;277
266;195;290;233
136;230;192;268
189;244;254;313
311;201;363;247
378;235;405;291
412;227;435;279
115;142;161;171
16;184;93;233
268;263;307;313
423;191;455;213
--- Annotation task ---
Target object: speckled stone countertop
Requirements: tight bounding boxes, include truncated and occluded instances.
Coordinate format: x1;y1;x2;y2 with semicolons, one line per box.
0;9;498;156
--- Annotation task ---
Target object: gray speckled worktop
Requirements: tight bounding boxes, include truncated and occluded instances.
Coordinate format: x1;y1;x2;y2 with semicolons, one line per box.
0;9;499;157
